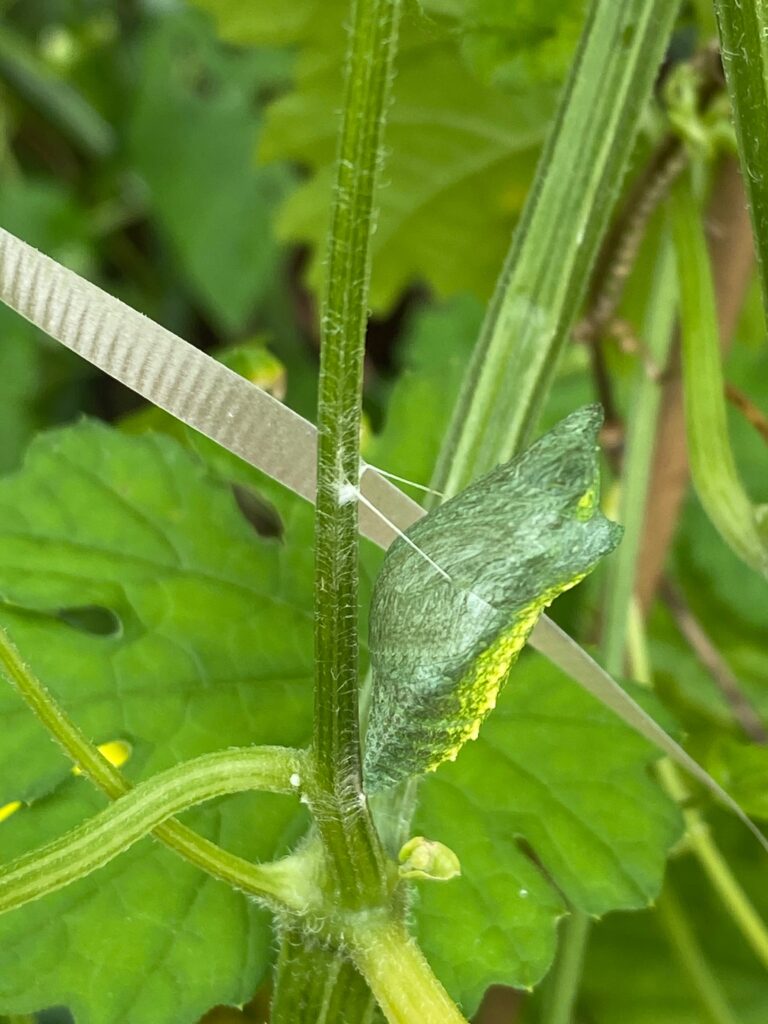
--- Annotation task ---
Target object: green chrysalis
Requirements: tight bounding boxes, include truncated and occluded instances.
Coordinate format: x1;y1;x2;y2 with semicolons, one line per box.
364;405;622;792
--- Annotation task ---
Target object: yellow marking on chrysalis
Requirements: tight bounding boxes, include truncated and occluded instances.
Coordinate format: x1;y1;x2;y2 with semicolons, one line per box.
428;573;592;772
576;484;597;518
72;739;132;776
0;800;22;824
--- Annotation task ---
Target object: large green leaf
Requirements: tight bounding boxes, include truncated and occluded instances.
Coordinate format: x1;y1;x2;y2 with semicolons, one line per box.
412;652;682;1011
129;10;294;334
421;0;586;90
705;738;768;821
193;0;558;311
580;818;768;1024
0;423;318;1022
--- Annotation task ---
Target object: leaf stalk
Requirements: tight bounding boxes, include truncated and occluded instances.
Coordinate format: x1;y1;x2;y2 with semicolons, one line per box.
0;625;306;908
0;747;310;916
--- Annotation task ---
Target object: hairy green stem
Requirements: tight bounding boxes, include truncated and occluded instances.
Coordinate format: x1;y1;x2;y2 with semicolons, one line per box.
348;916;468;1024
0;747;309;916
272;926;377;1024
713;0;768;316
432;0;682;498
0;625;306;907
655;887;738;1024
312;0;400;905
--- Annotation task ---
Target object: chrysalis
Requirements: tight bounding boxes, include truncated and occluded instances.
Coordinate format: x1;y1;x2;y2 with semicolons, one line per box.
364;405;622;792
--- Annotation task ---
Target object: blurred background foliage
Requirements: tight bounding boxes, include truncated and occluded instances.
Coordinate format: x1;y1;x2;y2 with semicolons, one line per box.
0;0;766;1022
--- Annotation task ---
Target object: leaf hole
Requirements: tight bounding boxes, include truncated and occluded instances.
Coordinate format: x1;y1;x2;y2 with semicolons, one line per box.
56;605;122;637
232;485;284;541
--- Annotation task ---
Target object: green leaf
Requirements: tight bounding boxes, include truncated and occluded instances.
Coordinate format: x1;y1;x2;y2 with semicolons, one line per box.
672;178;768;579
705;739;768;821
129;10;294;334
412;651;682;1010
0;422;322;1023
0;22;114;158
188;0;319;46
581;818;768;1024
420;0;587;90
194;0;558;311
364;406;622;791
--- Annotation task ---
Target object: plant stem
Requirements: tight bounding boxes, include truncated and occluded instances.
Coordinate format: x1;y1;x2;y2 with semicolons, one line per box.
578;140;686;347
602;233;678;673
0;625;304;907
636;157;755;610
691;818;768;971
271;926;377;1024
655;887;738;1024
714;0;768;316
628;615;768;972
539;911;590;1024
657;760;768;972
660;578;767;743
348;915;468;1024
600;276;768;997
312;0;400;906
0;747;311;916
672;175;768;577
432;0;682;498
577;43;723;360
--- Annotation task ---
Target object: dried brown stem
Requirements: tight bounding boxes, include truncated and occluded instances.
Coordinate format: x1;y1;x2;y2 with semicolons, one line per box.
660;578;768;743
575;136;688;434
576;43;726;439
725;383;768;445
579;140;689;344
636;157;756;610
